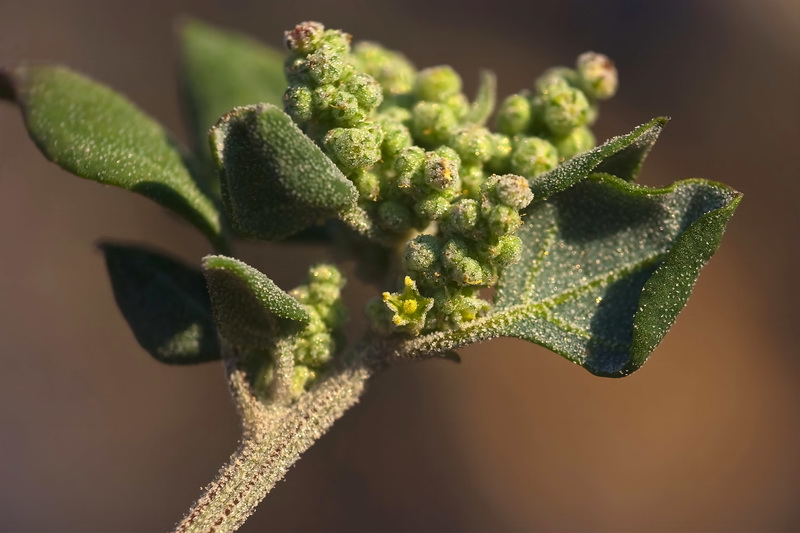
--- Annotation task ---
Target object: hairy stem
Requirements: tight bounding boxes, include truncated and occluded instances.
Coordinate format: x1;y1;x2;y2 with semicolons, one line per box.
174;349;375;533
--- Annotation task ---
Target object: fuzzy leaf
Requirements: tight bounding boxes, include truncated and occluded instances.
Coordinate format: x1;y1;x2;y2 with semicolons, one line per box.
466;70;496;125
0;65;226;250
100;243;220;364
528;117;668;200
179;19;286;161
594;118;665;181
203;255;309;348
210;104;358;240
403;174;741;377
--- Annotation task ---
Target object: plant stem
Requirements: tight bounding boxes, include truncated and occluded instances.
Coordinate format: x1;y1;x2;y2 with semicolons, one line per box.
173;360;373;533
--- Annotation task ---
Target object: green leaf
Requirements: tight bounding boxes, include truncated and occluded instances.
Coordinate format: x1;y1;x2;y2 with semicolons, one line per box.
179;19;286;161
210;103;358;240
404;174;741;377
466;70;496;125
0;65;226;251
100;243;220;365
594;118;666;181
528;117;668;200
203;255;310;348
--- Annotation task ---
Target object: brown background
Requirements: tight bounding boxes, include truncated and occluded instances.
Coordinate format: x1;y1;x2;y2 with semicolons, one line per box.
1;1;798;531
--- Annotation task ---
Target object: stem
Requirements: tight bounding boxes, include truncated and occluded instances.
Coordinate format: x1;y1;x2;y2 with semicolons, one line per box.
173;350;374;533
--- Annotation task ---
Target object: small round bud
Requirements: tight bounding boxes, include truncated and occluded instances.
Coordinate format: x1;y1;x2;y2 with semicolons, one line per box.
439;290;490;325
319;29;352;55
535;67;579;94
352;42;416;96
442;240;485;286
486;204;522;237
308;263;344;288
312;84;337;117
345;73;384;110
404;234;442;272
485;133;512;175
284;21;324;53
509;136;559;178
393;146;426;190
324;126;382;172
309;283;340;307
379;105;412;124
496;94;532;136
283;84;314;124
414;66;462;102
576;52;617;100
490;234;523;267
307;48;345;85
443;198;479;236
285;56;311;85
291;286;311;305
449;126;493;166
379;119;412;159
443;93;470;121
459;165;485;198
540;85;590;136
486;174;534;210
351;170;381;201
289;365;317;398
329;90;367;126
411;101;458;148
424;152;459;191
416;192;451;221
553;126;595;159
377;200;413;233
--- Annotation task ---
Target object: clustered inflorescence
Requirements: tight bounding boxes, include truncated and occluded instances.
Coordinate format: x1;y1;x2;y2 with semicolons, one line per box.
281;21;617;336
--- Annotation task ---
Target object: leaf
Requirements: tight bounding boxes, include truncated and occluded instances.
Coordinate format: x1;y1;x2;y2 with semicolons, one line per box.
100;243;220;365
594;117;666;181
179;19;286;161
466;70;496;125
0;65;226;251
210;104;358;240
402;174;741;377
528;117;668;200
203;255;309;348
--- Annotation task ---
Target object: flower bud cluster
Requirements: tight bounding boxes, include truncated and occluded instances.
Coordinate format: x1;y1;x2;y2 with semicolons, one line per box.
284;263;346;396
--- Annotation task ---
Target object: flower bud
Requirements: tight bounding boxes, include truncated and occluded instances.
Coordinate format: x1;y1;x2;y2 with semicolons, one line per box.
496;94;532;136
535;67;579;94
379;119;412;159
553;126;595;159
393;146;426;190
404;234;442;272
485;133;512;175
352;42;416;96
377;200;413;233
485;174;534;210
329;89;367;126
289;365;317;398
319;29;352;55
509;136;558;178
576;52;617;100
450;126;493;166
308;263;345;288
324;126;382;172
490;234;523;267
416;192;451;221
285;56;312;84
443;93;470;121
486;204;522;237
424;152;459;191
414;66;462;102
307;48;345;85
345;73;384;110
411;101;458;147
284;21;325;53
283;84;314;124
540;85;590;136
351;170;381;201
442;198;479;236
442;240;485;286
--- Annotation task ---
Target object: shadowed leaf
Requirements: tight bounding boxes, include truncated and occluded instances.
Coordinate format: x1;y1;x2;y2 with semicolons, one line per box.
100;243;220;364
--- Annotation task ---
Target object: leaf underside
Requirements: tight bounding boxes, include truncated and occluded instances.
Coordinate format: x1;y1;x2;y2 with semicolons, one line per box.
0;65;225;250
100;243;220;364
210;104;358;240
407;174;740;377
203;255;309;348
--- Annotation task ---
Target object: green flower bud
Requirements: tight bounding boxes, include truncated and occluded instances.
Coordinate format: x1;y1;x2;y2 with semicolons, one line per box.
439;289;490;325
404;234;442;272
489;234;523;267
309;263;345;289
312;84;338;118
496;94;532;136
576;52;617;100
509;136;558;178
442;240;485;286
411;101;458;147
394;146;426;190
290;365;317;399
535;67;579;94
291;286;311;305
553;125;595;159
434;145;461;164
424;152;459;191
345;73;384;110
540;85;590;136
379;105;412;124
414;66;462;102
351;169;381;201
324;126;383;172
450;126;493;166
319;29;352;55
415;192;451;221
486;204;522;237
485;174;534;210
442;198;479;236
307;48;345;85
309;282;340;307
485;133;512;174
285;56;312;84
377;200;413;233
443;93;470;121
381;276;435;335
284;21;325;53
352;41;416;96
329;89;367;126
459;165;485;198
283;84;314;124
379;119;412;159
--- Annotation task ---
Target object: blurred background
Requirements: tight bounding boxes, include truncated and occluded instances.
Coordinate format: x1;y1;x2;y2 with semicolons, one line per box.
1;1;798;531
